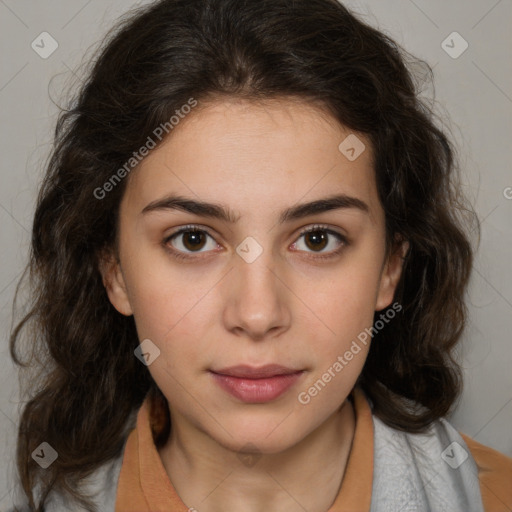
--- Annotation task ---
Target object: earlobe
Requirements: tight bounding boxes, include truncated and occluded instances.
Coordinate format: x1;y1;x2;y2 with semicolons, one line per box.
98;250;133;316
375;239;409;311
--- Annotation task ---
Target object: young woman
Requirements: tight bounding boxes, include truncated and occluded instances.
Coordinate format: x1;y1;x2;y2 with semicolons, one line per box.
9;0;512;511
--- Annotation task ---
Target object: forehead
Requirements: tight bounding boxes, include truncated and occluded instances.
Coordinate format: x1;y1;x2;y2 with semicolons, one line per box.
122;98;382;224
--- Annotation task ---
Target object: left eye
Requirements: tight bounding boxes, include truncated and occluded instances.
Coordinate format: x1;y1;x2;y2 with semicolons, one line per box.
292;226;346;254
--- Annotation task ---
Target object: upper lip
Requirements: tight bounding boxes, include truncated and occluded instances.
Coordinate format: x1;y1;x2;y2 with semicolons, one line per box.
211;364;303;379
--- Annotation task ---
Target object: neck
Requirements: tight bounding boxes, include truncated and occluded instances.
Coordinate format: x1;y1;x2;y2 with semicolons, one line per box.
158;398;356;512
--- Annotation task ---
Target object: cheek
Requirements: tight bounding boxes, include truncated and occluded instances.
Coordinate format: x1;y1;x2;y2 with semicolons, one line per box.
308;291;373;385
296;276;375;413
314;262;383;339
300;249;384;392
122;244;213;337
131;289;211;364
129;281;211;399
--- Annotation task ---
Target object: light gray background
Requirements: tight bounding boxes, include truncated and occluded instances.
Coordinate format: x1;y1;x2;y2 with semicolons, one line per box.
1;0;511;507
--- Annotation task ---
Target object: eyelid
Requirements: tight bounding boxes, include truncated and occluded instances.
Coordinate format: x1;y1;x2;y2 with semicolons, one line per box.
166;223;216;238
297;223;345;237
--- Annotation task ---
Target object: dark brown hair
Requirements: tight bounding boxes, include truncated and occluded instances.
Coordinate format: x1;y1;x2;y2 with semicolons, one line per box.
10;0;479;509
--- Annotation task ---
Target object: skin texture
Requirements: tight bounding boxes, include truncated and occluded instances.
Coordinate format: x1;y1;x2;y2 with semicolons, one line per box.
101;98;407;512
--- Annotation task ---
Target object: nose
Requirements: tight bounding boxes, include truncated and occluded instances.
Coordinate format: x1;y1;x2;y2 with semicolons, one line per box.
222;250;291;341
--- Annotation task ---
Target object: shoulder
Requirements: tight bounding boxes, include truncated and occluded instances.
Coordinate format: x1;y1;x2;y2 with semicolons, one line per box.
461;432;512;512
9;410;137;512
370;412;512;512
371;414;485;511
8;451;126;512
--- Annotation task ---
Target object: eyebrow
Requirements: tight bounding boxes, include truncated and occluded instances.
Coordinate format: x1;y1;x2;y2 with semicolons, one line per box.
140;193;370;223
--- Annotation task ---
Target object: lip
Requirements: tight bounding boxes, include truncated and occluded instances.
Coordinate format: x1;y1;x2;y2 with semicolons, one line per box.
210;365;305;403
212;364;302;379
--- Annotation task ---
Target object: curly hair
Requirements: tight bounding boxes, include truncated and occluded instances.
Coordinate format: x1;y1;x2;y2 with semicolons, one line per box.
10;0;479;509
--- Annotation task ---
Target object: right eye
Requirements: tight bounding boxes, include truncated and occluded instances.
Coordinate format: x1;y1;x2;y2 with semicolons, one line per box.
163;225;220;259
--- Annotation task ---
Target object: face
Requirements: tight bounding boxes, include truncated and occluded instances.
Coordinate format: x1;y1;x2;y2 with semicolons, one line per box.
101;98;406;454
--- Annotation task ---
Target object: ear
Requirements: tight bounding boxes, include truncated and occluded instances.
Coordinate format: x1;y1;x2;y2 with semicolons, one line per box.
98;249;133;316
375;237;409;311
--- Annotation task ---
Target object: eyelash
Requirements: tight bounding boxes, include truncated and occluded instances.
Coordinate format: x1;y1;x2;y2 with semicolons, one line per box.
162;223;349;262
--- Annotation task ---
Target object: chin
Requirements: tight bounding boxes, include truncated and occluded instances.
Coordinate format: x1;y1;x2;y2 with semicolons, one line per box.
210;415;309;455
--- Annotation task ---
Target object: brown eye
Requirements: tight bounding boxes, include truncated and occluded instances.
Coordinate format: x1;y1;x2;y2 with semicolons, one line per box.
182;230;207;251
166;227;218;255
304;230;328;251
293;225;347;257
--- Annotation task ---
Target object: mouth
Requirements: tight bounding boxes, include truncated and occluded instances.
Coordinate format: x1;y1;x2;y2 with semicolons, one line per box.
209;365;305;403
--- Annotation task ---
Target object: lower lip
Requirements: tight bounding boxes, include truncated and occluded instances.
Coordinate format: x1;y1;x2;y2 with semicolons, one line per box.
210;371;304;403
